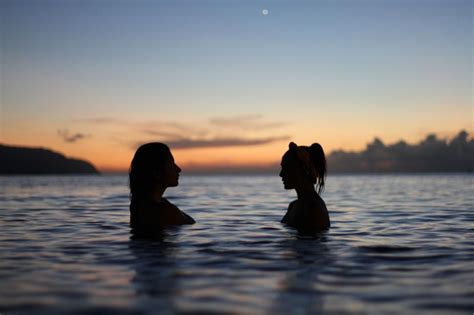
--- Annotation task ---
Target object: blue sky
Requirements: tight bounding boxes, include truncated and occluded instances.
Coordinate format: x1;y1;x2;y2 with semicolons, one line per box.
1;0;472;170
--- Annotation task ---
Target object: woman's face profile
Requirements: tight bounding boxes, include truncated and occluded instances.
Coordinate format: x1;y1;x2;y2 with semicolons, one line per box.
279;151;301;190
158;154;182;188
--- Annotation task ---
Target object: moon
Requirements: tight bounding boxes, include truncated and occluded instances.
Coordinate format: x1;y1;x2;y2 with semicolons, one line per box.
262;9;269;16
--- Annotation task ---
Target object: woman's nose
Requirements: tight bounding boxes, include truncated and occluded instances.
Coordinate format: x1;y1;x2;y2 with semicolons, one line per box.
176;164;182;173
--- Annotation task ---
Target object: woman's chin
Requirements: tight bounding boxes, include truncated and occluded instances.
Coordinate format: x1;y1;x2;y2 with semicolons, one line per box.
169;180;179;187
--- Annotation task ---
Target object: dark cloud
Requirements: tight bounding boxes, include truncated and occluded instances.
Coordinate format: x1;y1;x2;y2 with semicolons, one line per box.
328;130;474;173
57;129;89;143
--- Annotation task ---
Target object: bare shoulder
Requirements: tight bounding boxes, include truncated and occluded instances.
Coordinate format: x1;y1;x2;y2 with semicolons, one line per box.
162;199;195;225
313;195;328;211
310;195;330;229
283;196;330;231
281;200;298;224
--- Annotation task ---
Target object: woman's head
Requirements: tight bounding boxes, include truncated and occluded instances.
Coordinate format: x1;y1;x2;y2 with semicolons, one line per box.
129;142;181;201
279;142;326;193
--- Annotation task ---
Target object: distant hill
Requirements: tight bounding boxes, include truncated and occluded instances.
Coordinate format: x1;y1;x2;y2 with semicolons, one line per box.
0;144;99;174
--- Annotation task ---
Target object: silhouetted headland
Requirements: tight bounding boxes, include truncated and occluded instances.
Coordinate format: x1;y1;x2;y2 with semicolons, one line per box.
0;144;99;174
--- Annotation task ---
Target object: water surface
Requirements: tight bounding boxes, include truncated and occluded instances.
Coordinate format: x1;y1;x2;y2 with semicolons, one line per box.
0;174;473;314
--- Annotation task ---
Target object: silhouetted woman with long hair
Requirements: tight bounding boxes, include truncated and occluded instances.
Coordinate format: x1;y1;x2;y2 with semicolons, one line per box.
280;142;330;232
129;143;195;235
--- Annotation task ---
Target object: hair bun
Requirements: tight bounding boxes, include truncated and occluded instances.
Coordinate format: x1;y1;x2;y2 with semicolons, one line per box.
309;143;324;155
289;142;298;150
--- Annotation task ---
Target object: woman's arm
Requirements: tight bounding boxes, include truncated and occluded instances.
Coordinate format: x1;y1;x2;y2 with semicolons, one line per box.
180;211;196;224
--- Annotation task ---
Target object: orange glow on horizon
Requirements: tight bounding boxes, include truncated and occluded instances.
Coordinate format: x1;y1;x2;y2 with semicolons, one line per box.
2;115;471;173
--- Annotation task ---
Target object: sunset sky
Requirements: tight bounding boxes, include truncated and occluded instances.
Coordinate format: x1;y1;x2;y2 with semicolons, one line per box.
1;0;472;172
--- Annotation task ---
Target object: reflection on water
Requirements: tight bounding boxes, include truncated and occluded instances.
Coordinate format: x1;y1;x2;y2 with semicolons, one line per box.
129;231;177;314
0;174;473;314
269;235;332;315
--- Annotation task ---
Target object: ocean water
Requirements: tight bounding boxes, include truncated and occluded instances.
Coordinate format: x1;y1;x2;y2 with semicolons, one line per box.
0;174;473;315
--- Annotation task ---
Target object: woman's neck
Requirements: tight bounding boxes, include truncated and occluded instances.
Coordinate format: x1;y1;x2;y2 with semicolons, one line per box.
295;185;317;201
151;185;166;202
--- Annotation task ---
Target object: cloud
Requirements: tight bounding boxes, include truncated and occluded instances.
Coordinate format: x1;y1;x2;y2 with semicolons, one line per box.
57;129;89;143
140;121;209;138
75;114;290;149
76;114;283;133
141;129;185;139
209;114;282;130
76;116;209;136
328;130;474;173
73;117;123;124
166;135;290;149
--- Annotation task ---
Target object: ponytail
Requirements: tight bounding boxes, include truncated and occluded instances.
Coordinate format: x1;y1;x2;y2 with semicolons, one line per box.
307;143;326;194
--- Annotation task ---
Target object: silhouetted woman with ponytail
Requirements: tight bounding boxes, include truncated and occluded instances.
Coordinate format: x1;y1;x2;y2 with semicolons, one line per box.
129;143;195;236
279;142;330;232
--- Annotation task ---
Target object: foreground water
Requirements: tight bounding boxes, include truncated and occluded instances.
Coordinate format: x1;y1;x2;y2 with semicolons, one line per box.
0;174;473;315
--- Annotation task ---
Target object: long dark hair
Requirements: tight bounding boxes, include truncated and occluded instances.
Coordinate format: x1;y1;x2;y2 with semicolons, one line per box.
306;143;326;194
129;142;171;204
